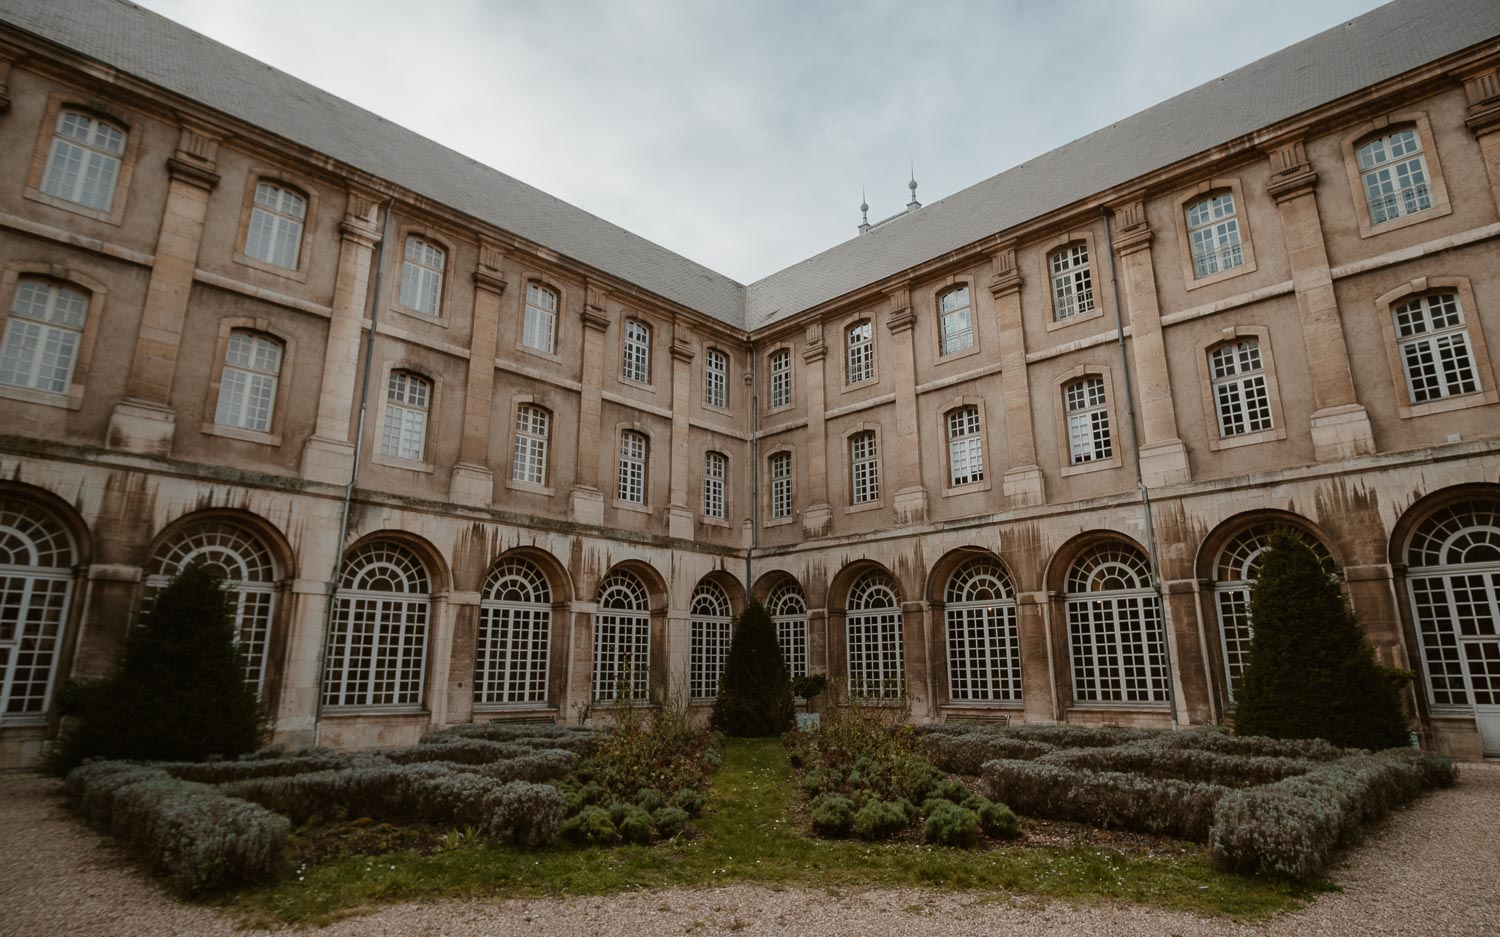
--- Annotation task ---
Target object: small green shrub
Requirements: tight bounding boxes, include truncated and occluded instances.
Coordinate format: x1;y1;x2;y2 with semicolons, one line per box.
922;800;979;848
809;793;855;837
853;798;908;841
606;801;632;826
930;777;970;803
636;787;665;811
799;770;825;796
560;806;617;845
963;795;1019;837
617;806;654;844
653;806;689;838
670;787;706;817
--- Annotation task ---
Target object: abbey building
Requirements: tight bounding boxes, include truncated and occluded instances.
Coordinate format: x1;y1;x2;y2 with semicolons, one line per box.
1;0;1498;766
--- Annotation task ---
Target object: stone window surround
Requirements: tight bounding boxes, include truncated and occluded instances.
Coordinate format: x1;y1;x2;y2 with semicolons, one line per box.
929;275;981;363
841;313;880;392
1055;363;1124;477
1172;177;1259;292
1341;111;1453;239
232;168;319;283
1193;324;1288;451
763;443;797;527
516;275;567;363
938;395;993;497
387;224;458;328
842;421;885;514
371;359;438;474
200;316;297;447
763;341;795;414
1374;275;1498;419
1040;231;1107;331
618;314;657;392
504;393;555;496
0;262;106;412
23;94;140;226
611;420;654;513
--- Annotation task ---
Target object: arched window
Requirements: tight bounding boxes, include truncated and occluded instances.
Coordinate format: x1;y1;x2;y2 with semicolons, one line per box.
689;580;732;700
512;404;550;485
849;430;879;504
703;451;727;520
1212;525;1333;701
1185;191;1243;279
214;331;283;433
704;348;728;408
1404;501;1500;755
1357;128;1433;225
846;320;873;384
381;370;431;461
1065;543;1167;704
0;497;75;723
1050;242;1095;321
324;541;430;707
399;236;446;315
245;182;306;269
846;570;902;700
0;279;88;394
617;430;648;504
623;318;652;383
1209;338;1272;437
768;348;792;409
476;556;552;705
147;519;279;697
945;558;1020;702
769;451;793;520
42;110;126;211
593;570;651;701
768;579;807;678
946;406;984;487
938;286;973;355
523;283;559;354
1064;376;1112;464
1393;292;1479;403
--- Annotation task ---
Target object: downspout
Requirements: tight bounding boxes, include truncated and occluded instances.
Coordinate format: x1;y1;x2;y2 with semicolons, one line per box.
1100;206;1178;728
312;199;395;745
746;342;759;601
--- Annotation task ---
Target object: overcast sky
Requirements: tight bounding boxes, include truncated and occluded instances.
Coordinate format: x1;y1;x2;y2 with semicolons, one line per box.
135;0;1388;284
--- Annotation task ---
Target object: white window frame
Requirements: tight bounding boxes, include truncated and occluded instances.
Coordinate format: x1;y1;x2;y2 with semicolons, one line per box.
703;450;727;520
398;236;445;316
1394;292;1480;404
849;431;880;505
0;498;75;725
1065;544;1168;705
1050;242;1095;321
617;430;648;504
689;581;733;700
938;286;974;356
846;571;903;700
381;370;431;463
704;348;729;409
244;182;307;270
1209;339;1273;437
623;318;652;384
511;404;550;486
324;541;430;708
846;320;874;385
213;331;283;433
593;571;651;702
946;406;984;487
768;348;792;409
1358;128;1433;226
769;451;793;520
476;556;552;706
0;279;87;395
1065;376;1112;465
523;283;558;354
41;110;125;213
1186;192;1244;279
945;558;1020;703
769;580;808;679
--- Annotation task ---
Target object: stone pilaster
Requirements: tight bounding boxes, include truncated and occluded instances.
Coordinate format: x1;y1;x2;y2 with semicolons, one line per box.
301;189;384;484
445;593;480;726
1161;578;1211;725
901;601;932;718
425;590;462;727
667;335;696;539
1016;592;1057;723
1265;138;1375;461
270;577;333;747
885;285;928;524
107;124;221;456
1462;66;1500;212
800;325;832;537
988;245;1045;506
569;283;611;525
1110;197;1190;487
449;241;508;506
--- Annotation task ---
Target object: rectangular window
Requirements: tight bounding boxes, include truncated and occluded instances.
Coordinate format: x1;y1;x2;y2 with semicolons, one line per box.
618;431;647;503
1050;243;1095;320
703;451;727;519
511;404;550;485
0;279;87;394
846;321;873;384
398;237;445;315
623;318;651;383
1359;129;1433;225
42;111;125;212
215;332;282;432
523;283;558;354
946;407;984;486
705;349;728;408
1210;339;1273;437
850;432;879;504
939;286;973;355
769;349;791;409
381;371;430;461
1186;192;1243;278
245;183;306;270
1065;377;1113;464
770;451;792;520
1395;293;1479;403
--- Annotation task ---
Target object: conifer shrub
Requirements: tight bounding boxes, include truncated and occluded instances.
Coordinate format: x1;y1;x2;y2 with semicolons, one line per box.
962;795;1019;837
809;793;855;836
1232;531;1409;750
560;805;617;845
711;600;794;737
653;806;689;838
51;564;265;772
852;798;908;840
922;800;980;848
616;806;654;844
671;787;706;817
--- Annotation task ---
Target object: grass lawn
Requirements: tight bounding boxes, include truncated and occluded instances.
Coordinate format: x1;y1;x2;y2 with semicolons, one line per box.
226;738;1327;927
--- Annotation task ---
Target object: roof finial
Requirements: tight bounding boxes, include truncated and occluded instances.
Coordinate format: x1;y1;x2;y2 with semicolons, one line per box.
906;163;920;211
859;186;870;234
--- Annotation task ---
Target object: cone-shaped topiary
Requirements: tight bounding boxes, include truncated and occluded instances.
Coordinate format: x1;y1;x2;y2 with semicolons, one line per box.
1232;530;1408;750
711;600;795;737
50;562;265;772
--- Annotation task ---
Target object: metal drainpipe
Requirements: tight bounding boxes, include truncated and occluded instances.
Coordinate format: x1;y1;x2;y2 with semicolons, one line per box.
1100;206;1179;728
312;199;395;745
747;345;759;599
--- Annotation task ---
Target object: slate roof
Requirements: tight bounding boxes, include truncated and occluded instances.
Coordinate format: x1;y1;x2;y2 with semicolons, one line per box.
2;0;1498;332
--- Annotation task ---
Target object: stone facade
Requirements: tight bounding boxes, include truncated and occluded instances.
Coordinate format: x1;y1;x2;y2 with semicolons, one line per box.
1;4;1499;767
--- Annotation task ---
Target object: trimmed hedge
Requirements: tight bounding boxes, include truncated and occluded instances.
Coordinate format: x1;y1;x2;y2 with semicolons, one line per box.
923;734;1056;774
1037;746;1309;788
982;758;1227;840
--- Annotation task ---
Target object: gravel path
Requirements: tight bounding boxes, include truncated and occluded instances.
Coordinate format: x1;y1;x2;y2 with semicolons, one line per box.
2;766;1496;937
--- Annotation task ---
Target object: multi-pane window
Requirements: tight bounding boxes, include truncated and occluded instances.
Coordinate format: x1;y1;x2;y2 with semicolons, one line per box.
399;237;445;315
846;571;903;700
214;331;282;433
244;182;306;270
1050;242;1095;321
769;451;793;520
946;406;984;487
1404;501;1500;720
689;580;732;700
768;579;807;679
324;541;430;707
523;283;558;354
0;498;75;724
381;371;431;462
703;451;727;520
41;110;125;212
146;521;278;697
1209;339;1272;437
1065;376;1113;464
1186;192;1244;278
1066;543;1168;704
475;557;551;705
623;318;652;383
617;430;648;504
769;349;792;409
1393;292;1479;403
1358;128;1433;225
846;320;873;384
850;431;880;504
511;404;550;485
945;558;1020;703
0;279;87;394
593;570;650;701
704;348;728;408
938;286;973;355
